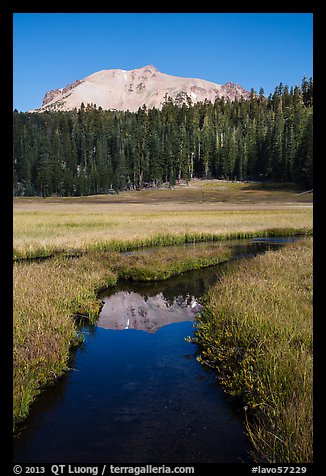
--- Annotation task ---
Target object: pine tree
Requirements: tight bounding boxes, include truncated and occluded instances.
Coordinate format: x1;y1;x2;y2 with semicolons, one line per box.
294;112;313;188
13;76;313;195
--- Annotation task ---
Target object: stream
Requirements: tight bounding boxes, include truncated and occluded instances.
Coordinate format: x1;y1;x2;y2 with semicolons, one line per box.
13;237;299;464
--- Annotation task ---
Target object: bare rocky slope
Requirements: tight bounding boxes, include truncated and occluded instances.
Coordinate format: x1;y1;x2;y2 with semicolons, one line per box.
33;64;252;112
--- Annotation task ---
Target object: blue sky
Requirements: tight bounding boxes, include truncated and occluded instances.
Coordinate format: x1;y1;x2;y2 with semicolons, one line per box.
13;13;313;111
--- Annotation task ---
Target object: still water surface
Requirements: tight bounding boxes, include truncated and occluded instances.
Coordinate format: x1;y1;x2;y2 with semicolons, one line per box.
13;237;298;464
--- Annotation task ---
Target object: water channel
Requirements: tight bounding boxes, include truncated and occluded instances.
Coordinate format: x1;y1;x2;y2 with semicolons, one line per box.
13;237;299;464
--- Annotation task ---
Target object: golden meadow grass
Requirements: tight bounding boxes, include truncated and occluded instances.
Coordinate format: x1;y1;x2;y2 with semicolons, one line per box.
13;180;312;260
13;202;312;260
194;237;313;463
13;181;313;461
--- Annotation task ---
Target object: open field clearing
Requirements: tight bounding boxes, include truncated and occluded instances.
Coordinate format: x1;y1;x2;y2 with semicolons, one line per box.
13;180;313;259
13;179;313;205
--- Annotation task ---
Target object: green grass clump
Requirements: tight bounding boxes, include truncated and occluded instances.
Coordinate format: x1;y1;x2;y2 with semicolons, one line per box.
193;238;313;463
117;247;231;281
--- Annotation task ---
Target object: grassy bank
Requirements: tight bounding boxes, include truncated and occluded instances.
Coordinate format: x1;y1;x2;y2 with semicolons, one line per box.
13;254;117;426
193;237;313;463
13;180;312;260
13;244;230;427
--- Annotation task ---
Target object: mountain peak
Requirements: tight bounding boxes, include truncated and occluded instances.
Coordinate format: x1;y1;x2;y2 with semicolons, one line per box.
34;66;252;112
139;64;159;71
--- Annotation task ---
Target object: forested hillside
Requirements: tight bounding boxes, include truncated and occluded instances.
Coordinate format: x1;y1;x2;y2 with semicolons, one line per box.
13;77;313;196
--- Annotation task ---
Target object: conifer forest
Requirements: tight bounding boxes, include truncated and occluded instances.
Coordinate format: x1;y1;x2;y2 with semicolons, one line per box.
13;77;313;197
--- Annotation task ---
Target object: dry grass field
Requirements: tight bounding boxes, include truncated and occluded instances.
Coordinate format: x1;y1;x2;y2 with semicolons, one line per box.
13;180;312;259
13;180;313;463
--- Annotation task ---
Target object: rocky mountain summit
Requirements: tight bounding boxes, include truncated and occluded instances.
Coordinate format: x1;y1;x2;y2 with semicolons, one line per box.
34;65;252;112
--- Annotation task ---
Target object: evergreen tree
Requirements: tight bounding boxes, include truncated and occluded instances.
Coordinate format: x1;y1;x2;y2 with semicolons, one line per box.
294;112;313;188
13;76;313;196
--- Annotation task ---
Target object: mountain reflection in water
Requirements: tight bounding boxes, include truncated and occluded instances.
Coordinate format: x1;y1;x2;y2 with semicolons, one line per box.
14;238;300;463
97;291;202;333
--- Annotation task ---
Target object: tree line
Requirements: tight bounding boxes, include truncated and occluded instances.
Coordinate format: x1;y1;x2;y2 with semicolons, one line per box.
13;76;313;196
